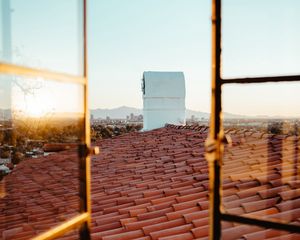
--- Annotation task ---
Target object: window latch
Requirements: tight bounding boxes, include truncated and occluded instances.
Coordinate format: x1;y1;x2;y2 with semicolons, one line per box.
78;144;100;158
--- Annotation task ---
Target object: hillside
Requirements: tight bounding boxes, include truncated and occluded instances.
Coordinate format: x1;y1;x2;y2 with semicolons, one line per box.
90;106;245;119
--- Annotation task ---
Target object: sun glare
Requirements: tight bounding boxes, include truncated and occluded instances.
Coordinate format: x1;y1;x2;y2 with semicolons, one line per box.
24;94;53;117
13;90;54;118
24;96;50;118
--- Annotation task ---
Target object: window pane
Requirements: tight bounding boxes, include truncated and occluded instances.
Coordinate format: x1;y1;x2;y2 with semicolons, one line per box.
222;0;300;78
221;221;300;240
222;82;300;226
0;75;84;239
0;0;83;76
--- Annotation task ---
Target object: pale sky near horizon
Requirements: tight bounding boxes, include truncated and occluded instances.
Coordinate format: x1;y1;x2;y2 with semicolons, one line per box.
1;0;300;117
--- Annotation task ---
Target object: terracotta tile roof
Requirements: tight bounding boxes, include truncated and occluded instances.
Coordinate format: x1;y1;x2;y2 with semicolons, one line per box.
1;125;300;239
0;150;80;239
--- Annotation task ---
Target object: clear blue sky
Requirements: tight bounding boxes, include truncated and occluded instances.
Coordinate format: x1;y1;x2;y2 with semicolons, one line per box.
1;0;300;117
88;0;300;117
88;0;211;111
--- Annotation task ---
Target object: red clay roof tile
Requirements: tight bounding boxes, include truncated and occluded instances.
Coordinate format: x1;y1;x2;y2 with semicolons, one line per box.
120;217;138;227
133;237;151;240
191;217;209;228
163;186;192;196
183;210;209;223
279;189;300;201
91;222;121;233
128;208;148;217
124;216;168;231
176;191;208;203
226;207;245;215
191;225;209;238
149;224;193;240
143;190;164;198
118;203;151;215
101;229;144;240
241;197;280;213
222;225;263;240
255;173;281;185
1;125;300;240
244;207;279;218
266;233;300;240
276;198;300;212
103;202;134;214
142;218;185;235
223;195;260;209
197;200;209;210
137;207;173;221
266;209;300;222
166;206;200;220
172;198;206;211
147;200;176;212
178;186;205;196
223;194;239;203
236;185;270;199
151;195;177;205
95;213;130;226
243;229;294;240
134;194;164;205
236;180;260;190
258;186;291;199
91;227;125;239
158;232;194;240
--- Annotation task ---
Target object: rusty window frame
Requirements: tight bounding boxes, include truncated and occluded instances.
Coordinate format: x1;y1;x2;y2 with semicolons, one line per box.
0;0;92;239
206;0;300;239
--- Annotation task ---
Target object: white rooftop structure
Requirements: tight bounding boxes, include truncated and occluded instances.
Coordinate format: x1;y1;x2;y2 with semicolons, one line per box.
142;71;186;130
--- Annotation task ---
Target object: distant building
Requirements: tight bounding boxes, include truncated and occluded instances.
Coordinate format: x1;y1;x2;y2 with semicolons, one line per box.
142;71;186;130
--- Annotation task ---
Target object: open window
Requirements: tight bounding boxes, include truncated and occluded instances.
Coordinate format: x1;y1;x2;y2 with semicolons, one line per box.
207;0;300;239
0;0;92;239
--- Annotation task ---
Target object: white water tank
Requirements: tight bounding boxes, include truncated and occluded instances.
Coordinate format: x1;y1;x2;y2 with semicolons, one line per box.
142;71;186;130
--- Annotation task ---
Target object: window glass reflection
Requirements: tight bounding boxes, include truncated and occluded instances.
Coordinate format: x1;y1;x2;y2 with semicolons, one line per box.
221;221;300;240
222;82;300;225
0;75;83;239
222;0;300;78
0;0;83;76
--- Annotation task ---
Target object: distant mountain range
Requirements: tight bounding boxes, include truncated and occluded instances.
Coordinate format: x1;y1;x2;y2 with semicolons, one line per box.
0;107;292;121
90;106;247;119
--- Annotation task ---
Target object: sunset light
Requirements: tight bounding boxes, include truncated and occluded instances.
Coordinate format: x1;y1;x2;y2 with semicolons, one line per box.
21;93;54;118
10;78;84;119
11;81;54;118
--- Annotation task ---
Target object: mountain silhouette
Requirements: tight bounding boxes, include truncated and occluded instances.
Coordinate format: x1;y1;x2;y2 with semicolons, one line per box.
90;106;246;119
